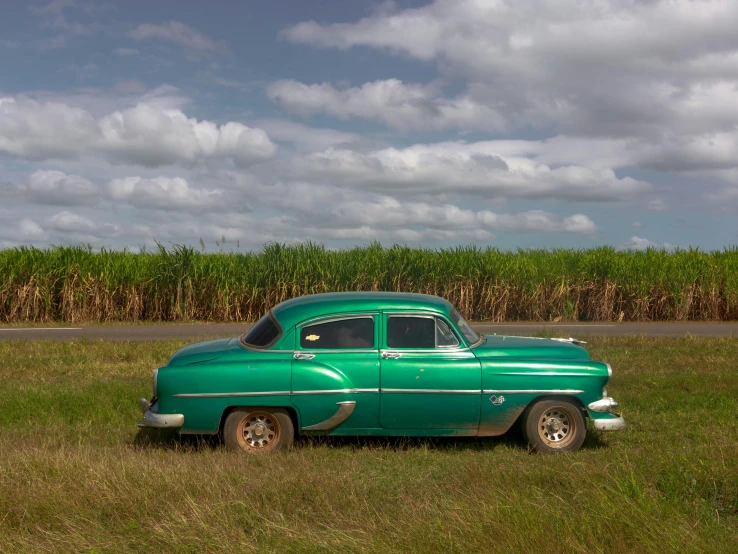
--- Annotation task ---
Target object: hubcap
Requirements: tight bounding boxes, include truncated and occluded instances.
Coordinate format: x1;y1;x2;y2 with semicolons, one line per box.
538;408;574;446
240;412;279;449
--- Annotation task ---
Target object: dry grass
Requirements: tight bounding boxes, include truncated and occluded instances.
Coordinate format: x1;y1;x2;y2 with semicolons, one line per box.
2;243;738;323
0;336;736;552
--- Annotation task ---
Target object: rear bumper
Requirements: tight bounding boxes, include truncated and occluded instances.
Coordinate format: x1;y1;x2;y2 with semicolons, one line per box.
137;397;184;429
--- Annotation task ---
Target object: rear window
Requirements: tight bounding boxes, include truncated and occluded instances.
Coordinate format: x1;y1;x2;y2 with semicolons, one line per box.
241;312;282;349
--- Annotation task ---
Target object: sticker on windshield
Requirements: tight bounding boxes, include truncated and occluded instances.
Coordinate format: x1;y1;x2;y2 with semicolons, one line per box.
305;334;320;341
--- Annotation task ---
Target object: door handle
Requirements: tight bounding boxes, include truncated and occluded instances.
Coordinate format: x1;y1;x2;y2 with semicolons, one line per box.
294;352;315;360
382;351;402;359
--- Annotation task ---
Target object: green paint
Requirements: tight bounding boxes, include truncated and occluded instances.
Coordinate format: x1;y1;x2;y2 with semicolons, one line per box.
150;292;621;436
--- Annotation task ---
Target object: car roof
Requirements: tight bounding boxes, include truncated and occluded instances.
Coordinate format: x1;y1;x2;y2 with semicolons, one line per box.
272;292;454;329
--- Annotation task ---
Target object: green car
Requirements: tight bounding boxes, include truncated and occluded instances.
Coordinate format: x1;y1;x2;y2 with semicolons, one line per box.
138;292;624;453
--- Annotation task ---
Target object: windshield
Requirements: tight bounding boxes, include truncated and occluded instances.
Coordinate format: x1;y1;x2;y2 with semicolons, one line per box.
240;311;282;349
451;308;481;345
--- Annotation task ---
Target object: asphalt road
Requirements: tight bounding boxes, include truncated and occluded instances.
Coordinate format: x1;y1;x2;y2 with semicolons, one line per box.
0;322;736;341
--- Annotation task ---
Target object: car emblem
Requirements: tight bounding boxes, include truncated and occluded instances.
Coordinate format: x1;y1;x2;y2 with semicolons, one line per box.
305;334;320;341
489;395;505;405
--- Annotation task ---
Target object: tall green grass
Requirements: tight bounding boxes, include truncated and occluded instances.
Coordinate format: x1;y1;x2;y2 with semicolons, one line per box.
1;243;738;322
0;336;736;552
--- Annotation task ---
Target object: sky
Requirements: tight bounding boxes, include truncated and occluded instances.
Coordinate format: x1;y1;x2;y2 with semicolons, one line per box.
0;0;737;252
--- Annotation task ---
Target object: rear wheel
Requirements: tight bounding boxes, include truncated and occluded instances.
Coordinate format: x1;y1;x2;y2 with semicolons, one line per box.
522;399;586;453
223;408;294;454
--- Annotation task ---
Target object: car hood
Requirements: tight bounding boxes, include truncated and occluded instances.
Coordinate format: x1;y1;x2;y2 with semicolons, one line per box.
166;338;237;366
473;334;591;360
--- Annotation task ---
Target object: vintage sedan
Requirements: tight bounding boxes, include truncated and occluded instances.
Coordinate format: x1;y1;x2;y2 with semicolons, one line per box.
138;292;625;453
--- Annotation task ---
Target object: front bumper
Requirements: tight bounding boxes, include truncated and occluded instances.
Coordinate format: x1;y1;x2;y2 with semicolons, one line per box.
137;397;184;429
592;416;626;431
587;396;626;432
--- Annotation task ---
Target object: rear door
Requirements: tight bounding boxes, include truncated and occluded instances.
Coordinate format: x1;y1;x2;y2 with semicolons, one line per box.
379;313;481;430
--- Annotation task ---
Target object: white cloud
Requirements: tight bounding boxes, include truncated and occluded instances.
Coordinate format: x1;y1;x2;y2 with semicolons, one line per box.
0;96;277;166
313;196;596;234
281;1;738;143
267;79;505;131
48;210;118;236
254;119;362;152
619;236;675;251
21;170;97;205
130;21;230;56
109;176;223;211
0;218;49;245
291;141;649;201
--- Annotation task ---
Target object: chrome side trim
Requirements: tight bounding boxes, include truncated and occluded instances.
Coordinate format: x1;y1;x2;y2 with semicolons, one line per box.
291;388;379;395
173;391;291;398
302;401;356;431
482;389;584;395
174;388;379;398
606;363;613;377
593;416;626;431
381;388;480;394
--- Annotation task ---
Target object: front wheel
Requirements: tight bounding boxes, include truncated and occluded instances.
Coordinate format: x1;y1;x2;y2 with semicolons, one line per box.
223;408;294;454
522;399;586;453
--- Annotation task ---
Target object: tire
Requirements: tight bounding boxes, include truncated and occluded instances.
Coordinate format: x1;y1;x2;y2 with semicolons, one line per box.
223;408;294;454
522;399;586;453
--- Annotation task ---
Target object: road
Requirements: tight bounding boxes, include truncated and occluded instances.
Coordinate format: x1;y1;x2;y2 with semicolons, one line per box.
0;322;736;341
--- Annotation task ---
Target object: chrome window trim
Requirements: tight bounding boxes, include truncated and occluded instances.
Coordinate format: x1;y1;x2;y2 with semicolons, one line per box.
239;309;283;351
297;313;378;327
298;349;377;355
298;314;378;351
385;313;464;350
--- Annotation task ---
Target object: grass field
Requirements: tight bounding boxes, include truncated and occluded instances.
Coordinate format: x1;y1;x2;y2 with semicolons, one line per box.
3;243;738;323
0;336;736;553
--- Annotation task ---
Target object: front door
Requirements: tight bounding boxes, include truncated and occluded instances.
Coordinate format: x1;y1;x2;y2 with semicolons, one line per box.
291;314;380;431
379;313;481;430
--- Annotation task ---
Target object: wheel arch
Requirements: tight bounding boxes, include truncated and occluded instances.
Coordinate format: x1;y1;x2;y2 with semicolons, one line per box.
218;405;301;438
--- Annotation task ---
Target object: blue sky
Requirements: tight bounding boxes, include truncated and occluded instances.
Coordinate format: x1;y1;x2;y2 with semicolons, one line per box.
0;0;736;251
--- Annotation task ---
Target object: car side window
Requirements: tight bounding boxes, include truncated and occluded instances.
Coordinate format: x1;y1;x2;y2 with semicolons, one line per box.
387;316;435;348
436;318;460;348
300;317;375;349
387;316;461;349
